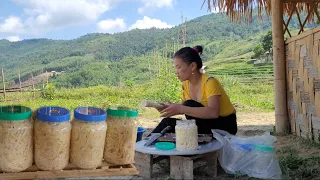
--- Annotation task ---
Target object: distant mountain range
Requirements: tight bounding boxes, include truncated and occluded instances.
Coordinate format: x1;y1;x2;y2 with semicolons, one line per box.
0;9;313;88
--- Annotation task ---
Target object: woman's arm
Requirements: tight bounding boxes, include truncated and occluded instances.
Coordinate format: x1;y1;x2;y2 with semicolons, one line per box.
182;95;220;119
160;95;220;119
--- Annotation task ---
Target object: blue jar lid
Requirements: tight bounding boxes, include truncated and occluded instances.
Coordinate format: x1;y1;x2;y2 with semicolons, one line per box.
137;126;146;133
235;143;254;151
37;106;70;123
74;107;106;122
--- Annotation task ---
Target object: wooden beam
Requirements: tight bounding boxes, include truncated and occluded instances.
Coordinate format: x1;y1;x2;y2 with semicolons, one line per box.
313;3;320;23
283;20;292;37
283;3;296;37
296;10;304;34
0;164;138;180
285;26;320;43
272;0;289;133
298;7;314;34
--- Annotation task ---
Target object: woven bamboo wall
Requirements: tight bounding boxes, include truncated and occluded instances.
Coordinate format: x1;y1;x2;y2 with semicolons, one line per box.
285;27;320;142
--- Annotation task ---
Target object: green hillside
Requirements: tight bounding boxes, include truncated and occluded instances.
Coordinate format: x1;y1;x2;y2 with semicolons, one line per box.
0;10;277;86
0;9;316;113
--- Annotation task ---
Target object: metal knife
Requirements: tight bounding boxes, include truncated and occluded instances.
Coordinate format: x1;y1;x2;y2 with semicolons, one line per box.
144;126;171;147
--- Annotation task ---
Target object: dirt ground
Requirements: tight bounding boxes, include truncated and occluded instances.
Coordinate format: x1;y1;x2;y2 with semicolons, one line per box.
135;112;276;136
64;112;320;180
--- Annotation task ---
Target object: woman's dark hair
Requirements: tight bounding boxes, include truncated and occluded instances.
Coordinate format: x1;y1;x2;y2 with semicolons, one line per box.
174;45;203;70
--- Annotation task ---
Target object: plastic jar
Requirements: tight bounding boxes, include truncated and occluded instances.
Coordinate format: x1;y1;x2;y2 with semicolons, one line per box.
34;106;71;171
70;107;107;169
104;107;138;165
175;120;198;151
244;145;282;179
0;106;33;172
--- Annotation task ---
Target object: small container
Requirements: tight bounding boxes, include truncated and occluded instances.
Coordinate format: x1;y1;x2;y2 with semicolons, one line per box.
136;126;146;142
155;142;175;150
35;106;71;171
175;120;198;151
70;107;107;169
0;106;33;172
104;107;138;165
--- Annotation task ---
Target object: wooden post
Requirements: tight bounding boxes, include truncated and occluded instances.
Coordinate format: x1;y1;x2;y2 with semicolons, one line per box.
18;67;22;92
156;44;160;77
31;73;35;98
1;68;5;102
272;0;289;133
134;152;154;178
147;55;151;76
46;70;49;86
170;156;193;179
152;49;155;76
165;42;168;74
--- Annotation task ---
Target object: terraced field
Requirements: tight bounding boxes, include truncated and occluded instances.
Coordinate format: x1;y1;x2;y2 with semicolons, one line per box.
207;61;274;85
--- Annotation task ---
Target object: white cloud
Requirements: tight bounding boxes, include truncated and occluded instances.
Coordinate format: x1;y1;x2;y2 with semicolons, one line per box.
6;36;21;42
9;0;121;34
97;18;126;33
0;16;24;33
138;0;173;14
129;16;173;30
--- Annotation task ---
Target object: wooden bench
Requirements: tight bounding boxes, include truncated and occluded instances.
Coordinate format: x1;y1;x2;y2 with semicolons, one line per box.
135;151;218;179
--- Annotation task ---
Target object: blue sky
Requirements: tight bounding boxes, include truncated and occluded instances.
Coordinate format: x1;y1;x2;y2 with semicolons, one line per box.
0;0;213;41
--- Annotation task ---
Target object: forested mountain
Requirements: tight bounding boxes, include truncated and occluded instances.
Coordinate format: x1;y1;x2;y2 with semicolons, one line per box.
0;9;315;88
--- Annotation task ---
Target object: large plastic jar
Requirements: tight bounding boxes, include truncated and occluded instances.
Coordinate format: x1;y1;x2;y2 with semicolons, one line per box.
244;145;282;179
175;120;198;151
34;106;71;171
70;107;107;169
0;106;33;172
104;107;138;165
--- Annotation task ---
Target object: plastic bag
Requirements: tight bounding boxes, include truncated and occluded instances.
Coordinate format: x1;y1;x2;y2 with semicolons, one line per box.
212;129;282;179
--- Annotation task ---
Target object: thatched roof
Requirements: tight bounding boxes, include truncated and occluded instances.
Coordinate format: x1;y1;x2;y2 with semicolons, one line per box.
202;0;320;23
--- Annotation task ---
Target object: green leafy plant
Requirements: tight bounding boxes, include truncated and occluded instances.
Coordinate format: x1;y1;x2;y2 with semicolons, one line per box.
40;83;56;100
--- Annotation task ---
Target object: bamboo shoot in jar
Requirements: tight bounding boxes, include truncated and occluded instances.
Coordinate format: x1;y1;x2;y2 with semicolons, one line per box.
34;106;71;171
70;107;107;169
175;120;198;151
0;106;33;172
104;107;138;165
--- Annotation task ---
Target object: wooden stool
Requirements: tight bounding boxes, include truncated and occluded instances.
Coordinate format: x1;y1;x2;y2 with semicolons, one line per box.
135;151;218;179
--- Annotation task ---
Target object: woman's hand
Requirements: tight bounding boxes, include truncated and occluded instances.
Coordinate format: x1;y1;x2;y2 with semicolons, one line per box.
155;103;169;112
160;103;184;117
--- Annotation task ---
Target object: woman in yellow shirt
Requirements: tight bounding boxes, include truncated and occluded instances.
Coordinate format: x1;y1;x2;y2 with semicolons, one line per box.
152;45;237;135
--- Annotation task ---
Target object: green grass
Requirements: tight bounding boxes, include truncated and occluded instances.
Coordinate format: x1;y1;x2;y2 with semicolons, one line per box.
0;50;276;115
0;75;275;117
279;147;320;180
214;75;274;112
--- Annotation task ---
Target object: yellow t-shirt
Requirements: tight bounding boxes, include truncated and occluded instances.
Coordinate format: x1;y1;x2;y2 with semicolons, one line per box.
182;74;234;117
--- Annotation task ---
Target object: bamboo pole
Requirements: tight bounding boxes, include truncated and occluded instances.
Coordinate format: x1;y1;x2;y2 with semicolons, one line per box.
18;67;22;92
46;70;49;86
156;43;160;77
31;73;35;98
152;49;155;76
1;68;5;102
147;55;151;76
165;42;168;74
272;0;289;133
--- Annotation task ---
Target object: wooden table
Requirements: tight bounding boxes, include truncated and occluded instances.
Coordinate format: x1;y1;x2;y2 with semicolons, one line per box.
135;139;222;179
